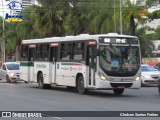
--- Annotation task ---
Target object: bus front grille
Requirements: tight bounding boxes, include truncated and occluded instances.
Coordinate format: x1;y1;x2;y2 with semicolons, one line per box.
110;83;133;88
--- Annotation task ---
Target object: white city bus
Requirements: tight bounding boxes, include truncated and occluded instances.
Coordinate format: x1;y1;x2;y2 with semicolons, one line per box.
20;33;141;95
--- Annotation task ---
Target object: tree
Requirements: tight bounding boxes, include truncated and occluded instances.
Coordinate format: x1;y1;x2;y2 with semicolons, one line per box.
146;0;160;7
147;10;160;20
0;17;4;60
4;6;40;60
136;27;153;56
33;1;63;37
3;22;20;60
122;0;147;35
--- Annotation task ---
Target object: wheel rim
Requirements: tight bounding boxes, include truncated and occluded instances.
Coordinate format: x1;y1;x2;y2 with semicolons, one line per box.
79;79;84;90
77;76;87;94
6;76;10;83
78;78;84;91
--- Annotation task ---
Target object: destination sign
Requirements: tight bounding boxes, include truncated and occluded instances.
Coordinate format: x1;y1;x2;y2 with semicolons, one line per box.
99;37;138;44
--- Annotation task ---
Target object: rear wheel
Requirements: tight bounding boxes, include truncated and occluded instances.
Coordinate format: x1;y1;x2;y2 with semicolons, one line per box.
24;81;28;83
141;80;144;87
113;88;124;95
38;73;51;89
77;76;89;94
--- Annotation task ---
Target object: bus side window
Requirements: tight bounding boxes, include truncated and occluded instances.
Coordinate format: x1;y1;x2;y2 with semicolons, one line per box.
60;43;72;60
41;44;49;61
72;42;84;61
21;45;28;61
28;48;35;62
35;44;41;61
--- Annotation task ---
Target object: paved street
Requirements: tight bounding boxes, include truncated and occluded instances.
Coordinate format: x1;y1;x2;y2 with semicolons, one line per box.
0;79;160;120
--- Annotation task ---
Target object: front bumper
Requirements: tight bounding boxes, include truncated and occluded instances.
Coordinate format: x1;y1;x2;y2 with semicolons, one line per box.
95;78;141;89
9;75;21;82
141;78;159;85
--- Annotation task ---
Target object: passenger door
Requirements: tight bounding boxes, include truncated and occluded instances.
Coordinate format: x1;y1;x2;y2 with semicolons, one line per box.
28;45;35;82
50;43;58;83
86;41;97;87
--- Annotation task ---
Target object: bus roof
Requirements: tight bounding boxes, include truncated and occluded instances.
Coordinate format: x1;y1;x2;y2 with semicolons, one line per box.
21;33;138;44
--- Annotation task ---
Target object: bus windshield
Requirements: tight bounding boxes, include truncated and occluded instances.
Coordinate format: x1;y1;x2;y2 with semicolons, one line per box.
99;45;140;76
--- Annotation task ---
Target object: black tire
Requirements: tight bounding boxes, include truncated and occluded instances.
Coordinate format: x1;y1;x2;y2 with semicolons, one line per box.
24;81;28;83
6;75;11;83
141;80;144;87
38;73;51;89
113;88;124;95
77;76;89;94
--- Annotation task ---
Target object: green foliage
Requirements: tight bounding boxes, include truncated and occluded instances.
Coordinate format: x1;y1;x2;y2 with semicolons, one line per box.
136;27;153;56
1;0;160;59
146;0;160;6
158;44;160;50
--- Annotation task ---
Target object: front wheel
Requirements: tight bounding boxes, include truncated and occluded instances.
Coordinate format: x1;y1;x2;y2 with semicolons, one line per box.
77;76;89;94
113;88;124;95
6;75;11;83
141;80;144;87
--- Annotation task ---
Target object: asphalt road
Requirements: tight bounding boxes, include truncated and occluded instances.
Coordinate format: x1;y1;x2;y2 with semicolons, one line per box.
0;79;160;120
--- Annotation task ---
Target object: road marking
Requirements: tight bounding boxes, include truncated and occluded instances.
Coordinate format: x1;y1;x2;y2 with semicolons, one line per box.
41;113;63;119
0;83;9;85
53;117;63;119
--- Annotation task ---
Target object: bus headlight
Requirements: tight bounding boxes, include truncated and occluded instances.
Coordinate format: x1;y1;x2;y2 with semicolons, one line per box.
135;73;141;81
99;73;107;80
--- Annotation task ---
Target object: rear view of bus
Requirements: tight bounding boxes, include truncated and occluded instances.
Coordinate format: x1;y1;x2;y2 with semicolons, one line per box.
97;33;141;94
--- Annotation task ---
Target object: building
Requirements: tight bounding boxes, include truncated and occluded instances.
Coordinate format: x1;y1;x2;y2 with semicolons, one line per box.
134;0;160;34
130;0;147;5
2;0;39;9
21;0;32;8
21;0;39;8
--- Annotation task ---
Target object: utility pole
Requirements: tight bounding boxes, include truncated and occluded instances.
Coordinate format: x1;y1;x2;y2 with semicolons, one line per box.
114;0;116;33
2;0;5;63
120;0;122;35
